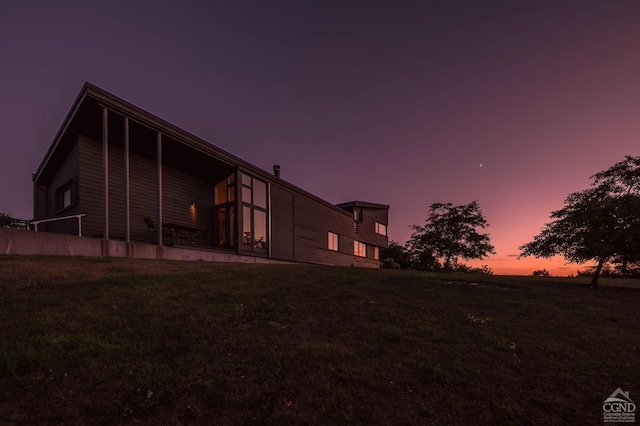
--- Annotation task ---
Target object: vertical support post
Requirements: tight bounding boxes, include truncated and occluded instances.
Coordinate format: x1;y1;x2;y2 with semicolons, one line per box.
78;216;82;237
102;107;109;240
32;176;36;223
267;182;272;258
124;117;130;242
157;131;163;246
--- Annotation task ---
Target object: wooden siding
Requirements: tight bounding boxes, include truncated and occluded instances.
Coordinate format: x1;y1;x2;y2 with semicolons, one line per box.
129;149;159;243
78;135;215;243
162;163;214;238
108;140;126;240
44;141;80;234
77;135;105;238
292;193;379;267
358;206;389;248
270;184;294;261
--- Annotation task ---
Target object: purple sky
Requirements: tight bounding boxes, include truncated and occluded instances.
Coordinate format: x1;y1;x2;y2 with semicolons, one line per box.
1;1;639;274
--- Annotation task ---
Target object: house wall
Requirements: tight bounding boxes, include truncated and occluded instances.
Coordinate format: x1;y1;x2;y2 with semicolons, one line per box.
270;184;294;261
162;162;214;239
292;193;379;268
77;135;104;238
128;147;159;243
44;141;80;235
77;135;215;242
358;206;389;248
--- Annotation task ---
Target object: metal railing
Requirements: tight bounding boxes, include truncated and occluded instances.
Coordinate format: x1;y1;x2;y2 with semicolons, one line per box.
30;214;86;236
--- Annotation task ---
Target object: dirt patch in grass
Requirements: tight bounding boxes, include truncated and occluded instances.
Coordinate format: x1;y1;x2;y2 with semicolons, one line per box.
1;256;639;424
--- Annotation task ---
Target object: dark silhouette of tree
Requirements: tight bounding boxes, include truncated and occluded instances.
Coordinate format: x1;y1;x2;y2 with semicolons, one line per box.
520;156;640;287
0;212;20;228
532;269;550;277
380;241;410;269
409;201;495;271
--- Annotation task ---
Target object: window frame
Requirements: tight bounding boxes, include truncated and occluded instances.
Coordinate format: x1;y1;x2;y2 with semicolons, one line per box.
328;232;339;251
241;173;269;253
375;221;388;236
213;174;237;249
354;240;366;257
55;179;75;213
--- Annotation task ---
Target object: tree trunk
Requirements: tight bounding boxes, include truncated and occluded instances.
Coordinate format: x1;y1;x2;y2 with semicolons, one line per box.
444;254;451;271
590;256;606;287
621;257;628;276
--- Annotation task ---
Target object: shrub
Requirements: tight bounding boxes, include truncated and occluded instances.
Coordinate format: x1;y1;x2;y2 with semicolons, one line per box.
382;258;400;269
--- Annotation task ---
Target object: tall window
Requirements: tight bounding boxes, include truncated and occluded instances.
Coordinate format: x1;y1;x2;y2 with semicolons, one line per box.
213;174;236;248
354;240;366;257
241;173;268;252
328;232;339;251
374;247;380;260
375;222;387;236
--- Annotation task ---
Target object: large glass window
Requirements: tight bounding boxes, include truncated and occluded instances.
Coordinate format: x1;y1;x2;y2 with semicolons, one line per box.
242;205;252;248
354;240;366;257
374;247;380;260
213;174;236;249
254;210;267;250
375;222;387;236
241;173;269;253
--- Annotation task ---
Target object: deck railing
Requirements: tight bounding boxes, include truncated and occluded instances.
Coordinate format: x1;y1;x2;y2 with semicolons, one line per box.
31;214;86;237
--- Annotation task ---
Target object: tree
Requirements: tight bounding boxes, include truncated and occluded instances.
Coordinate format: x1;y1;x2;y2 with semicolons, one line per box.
519;156;640;287
409;201;495;271
0;212;19;228
380;241;410;269
532;269;550;277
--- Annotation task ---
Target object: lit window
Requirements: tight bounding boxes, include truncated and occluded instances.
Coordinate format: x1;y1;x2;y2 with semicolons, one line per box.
241;173;268;252
253;180;267;209
215;180;227;205
328;232;339;251
354;240;366;257
254;210;267;250
213;174;236;249
375;222;387;236
374;247;379;260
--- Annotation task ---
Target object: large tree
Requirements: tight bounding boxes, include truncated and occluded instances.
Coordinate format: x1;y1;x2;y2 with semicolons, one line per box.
519;155;640;287
409;201;495;270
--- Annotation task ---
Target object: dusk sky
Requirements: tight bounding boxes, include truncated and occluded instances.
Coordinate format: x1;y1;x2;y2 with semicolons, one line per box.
1;1;639;275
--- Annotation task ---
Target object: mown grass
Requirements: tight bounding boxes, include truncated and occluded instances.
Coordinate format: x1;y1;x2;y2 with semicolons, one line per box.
0;256;639;425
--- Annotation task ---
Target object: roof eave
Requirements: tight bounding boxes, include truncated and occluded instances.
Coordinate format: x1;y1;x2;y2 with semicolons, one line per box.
32;82;90;182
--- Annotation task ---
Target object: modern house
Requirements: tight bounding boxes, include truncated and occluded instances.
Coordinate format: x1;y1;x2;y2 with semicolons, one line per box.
31;83;389;267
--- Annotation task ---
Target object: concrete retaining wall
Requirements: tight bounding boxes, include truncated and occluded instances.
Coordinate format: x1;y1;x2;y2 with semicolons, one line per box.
0;228;296;265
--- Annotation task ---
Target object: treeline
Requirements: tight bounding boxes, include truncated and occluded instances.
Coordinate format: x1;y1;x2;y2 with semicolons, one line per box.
382;155;640;286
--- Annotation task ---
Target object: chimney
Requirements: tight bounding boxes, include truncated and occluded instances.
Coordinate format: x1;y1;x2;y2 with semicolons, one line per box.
273;164;281;178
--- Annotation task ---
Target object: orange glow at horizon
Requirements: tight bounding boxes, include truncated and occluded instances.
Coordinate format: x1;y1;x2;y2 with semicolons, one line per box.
466;255;585;277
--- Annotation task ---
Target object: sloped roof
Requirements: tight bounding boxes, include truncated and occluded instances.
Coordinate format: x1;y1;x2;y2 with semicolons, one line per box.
33;82;390;218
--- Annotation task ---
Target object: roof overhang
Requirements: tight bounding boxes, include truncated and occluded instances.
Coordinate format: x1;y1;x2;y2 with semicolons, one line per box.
336;201;390;210
32;82;375;218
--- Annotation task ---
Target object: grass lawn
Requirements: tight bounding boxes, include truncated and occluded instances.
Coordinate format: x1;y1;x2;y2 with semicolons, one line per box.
1;256;639;425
